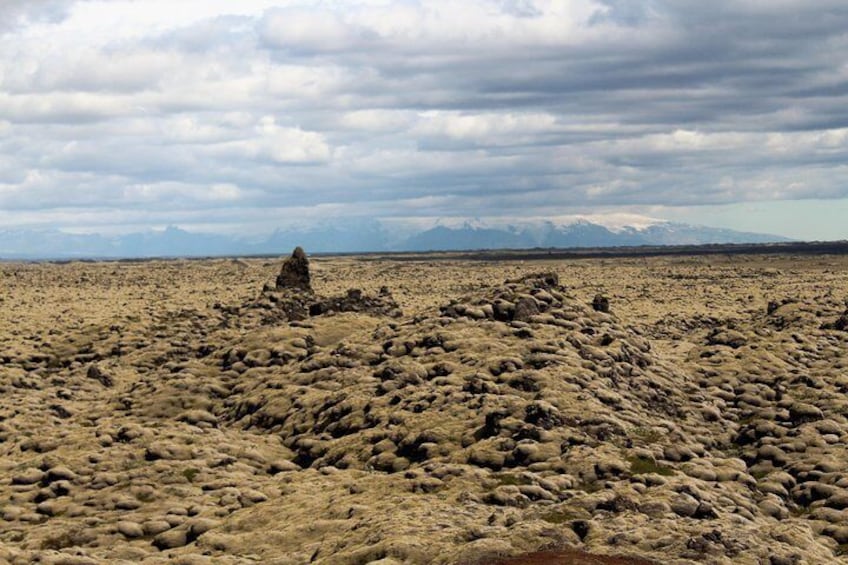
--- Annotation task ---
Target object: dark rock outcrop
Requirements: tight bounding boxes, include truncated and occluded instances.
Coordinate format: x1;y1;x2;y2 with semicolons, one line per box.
276;247;311;292
308;288;401;318
246;250;402;324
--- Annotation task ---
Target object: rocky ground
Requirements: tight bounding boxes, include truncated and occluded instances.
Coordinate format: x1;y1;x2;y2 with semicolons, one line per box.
1;251;847;564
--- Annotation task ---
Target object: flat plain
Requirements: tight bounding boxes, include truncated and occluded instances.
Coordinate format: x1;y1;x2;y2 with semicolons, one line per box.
1;251;848;564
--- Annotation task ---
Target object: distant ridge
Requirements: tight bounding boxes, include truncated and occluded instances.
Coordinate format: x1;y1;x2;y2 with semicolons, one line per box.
356;240;848;262
0;214;790;259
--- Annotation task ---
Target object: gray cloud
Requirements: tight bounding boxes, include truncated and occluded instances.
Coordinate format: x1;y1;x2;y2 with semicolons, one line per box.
0;0;74;31
1;0;847;238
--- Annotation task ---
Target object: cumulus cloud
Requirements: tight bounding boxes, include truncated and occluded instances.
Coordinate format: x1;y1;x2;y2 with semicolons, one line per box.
1;0;847;237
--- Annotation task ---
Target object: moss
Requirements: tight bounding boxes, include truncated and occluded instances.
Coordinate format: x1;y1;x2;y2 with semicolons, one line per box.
736;413;759;427
628;456;674;476
630;427;662;444
492;473;533;487
750;469;769;480
135;490;156;502
41;532;75;550
790;504;812;518
574;480;604;493
540;509;580;524
40;528;92;550
182;467;199;482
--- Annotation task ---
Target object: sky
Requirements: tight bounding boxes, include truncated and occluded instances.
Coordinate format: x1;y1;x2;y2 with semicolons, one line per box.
1;0;847;240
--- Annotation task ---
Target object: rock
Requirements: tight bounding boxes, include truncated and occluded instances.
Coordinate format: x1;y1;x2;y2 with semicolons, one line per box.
178;410;218;426
694;502;717;519
512;297;540;322
11;468;45;485
268;460;300;474
87;364;114;387
239;489;268;505
309;288;401;318
117;521;145;538
36;500;62;516
154;527;190;550
707;329;747;349
143;520;174;536
511;272;560;288
788;403;823;424
767;300;781;315
671;493;700;517
468;449;506;470
821;312;848;331
145;442;194;461
592;294;610;313
275;247;311;291
517;484;556;501
639;500;671;517
2;506;24;521
44;466;77;483
114;496;142;510
758;498;788;520
483;486;530;507
571;520;591;541
188;518;218;536
823;525;848;544
826;491;848;510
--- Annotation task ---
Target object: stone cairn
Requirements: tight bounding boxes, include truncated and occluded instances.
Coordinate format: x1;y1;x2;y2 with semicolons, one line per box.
276;246;312;292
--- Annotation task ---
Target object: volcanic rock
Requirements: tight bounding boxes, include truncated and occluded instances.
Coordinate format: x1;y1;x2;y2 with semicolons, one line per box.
592;294;610;313
2;253;848;564
275;246;311;291
87;363;114;387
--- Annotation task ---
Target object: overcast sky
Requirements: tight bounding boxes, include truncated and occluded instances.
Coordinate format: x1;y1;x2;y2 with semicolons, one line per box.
1;0;847;240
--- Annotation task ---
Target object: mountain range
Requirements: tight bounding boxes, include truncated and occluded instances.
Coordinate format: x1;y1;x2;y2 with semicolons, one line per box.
0;215;789;259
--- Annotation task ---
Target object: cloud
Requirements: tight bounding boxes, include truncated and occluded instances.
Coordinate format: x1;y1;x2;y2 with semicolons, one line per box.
0;0;74;31
0;0;847;240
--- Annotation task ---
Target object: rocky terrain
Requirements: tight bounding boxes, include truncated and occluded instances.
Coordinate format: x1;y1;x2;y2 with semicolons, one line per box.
1;250;847;564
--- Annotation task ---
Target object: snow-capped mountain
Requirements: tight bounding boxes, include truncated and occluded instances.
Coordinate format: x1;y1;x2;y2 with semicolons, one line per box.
392;215;785;251
0;215;789;259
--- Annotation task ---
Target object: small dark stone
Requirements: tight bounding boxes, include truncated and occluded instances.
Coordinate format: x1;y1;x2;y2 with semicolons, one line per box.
571;520;590;541
87;364;113;387
475;410;509;440
694;502;718;519
49;404;72;419
592;294;610;313
346;288;362;300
